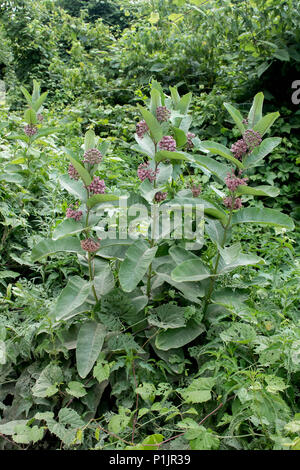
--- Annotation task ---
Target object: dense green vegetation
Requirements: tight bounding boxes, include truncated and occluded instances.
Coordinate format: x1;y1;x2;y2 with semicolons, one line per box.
0;0;299;451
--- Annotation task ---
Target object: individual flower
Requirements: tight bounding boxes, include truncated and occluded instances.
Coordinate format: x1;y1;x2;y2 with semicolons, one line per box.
137;162;159;183
83;148;102;165
68;163;80;180
242;118;248;125
136;120;149;139
243;129;262;151
24;125;37;137
66;206;83;222
225;170;248;192
186;132;196;150
231;139;248;160
87;176;106;194
156;106;171;122
80;238;100;253
223;196;243;210
154;191;167;202
158;135;176;152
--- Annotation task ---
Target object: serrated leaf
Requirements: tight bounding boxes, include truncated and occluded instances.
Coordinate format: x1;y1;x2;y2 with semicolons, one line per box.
179;378;215;404
66;381;87;398
32;364;63;398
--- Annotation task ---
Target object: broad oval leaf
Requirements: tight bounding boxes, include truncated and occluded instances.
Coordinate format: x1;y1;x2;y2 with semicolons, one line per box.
236;185;280;197
31;238;84;262
200;141;244;169
55;276;92;321
119;239;158;292
231;207;294;230
171;259;211;282
59;174;87;201
155;150;190;163
243;137;281;168
155;320;205;351
224;102;245;134
52;219;86;240
65;153;92;186
76;321;106;378
87;194;119;209
137;105;163;143
253;112;280;136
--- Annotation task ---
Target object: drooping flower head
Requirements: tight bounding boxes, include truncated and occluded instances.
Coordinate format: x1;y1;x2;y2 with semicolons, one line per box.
87;176;106;195
24;125;37;137
66;205;83;222
231;139;248;160
81;238;100;253
158;136;176;152
186;132;196;150
156;106;171;122
191;184;202;197
154;191;167;202
83;148;102;165
136;120;149;139
225;170;248;192
137;162;159;183
68;163;80;180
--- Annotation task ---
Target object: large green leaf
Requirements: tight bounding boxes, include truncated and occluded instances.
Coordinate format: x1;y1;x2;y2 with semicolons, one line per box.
171;259;211;282
52;219;86;240
231;208;294;230
200;141;244;169
84;129;95;151
32;364;63;398
223;102;245;134
191;154;230;181
119;239;158;292
178;92;192;114
24;108;37;125
236;185;280;197
253;112;280;136
155;320;205;351
173;127;187;147
54;276;92;321
217;243;265;273
59;174;87;201
31;238;84;262
243;137;281;168
64;153;92;186
133;134;155;159
179;377;215;404
155;150;190;163
32;91;48;112
76;321;106;378
137;105;163;143
87;194;119;209
248;92;264;127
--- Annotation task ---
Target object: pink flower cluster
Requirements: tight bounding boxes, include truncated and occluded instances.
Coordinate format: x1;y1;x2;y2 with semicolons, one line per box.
137;162;158;183
159;135;176;152
80;238;100;253
186;132;195;150
225;170;248;192
66;206;83;221
223;196;243;210
83;148;102;165
68;164;80;180
88;176;106;194
24;125;37;137
243;129;262;151
154;191;167;202
136;120;149;139
156;106;171;122
231;139;248;160
231;129;262;160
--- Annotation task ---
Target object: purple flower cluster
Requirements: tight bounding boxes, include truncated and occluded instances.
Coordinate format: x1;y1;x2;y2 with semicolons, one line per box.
88;176;106;194
243;129;262;151
66;206;83;221
68;164;80;180
225;170;248;192
159;135;176;152
231;139;248;160
136;120;149;139
80;238;100;253
186;132;195;150
83;148;102;165
231;129;262;160
154;191;167;202
137;162;159;183
223;196;243;210
24;125;37;137
156;106;171;122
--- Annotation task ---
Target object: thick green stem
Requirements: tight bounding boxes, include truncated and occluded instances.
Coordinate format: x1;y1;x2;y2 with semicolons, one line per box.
85;189;98;304
203;196;236;314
